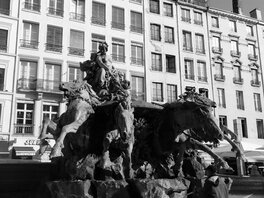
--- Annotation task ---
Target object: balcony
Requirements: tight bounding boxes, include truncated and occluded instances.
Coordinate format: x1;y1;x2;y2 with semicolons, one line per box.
214;74;225;82
17;78;37;91
237;104;244;110
251;79;260;87
91;17;105;26
179;0;207;7
0;45;7;52
248;54;258;61
181;17;191;23
218;103;226;108
233;77;243;85
24;2;40;12
112;54;125;63
48;7;63;17
194;20;203;26
131;57;143;65
131;91;145;101
185;74;195;80
198;76;207;82
45;43;62;53
20;39;39;49
130;25;143;34
37;79;62;93
230;50;241;58
0;8;10;15
196;48;205;54
212;47;223;54
183;46;193;52
68;47;84;56
111;22;125;30
70;12;85;22
14;124;34;134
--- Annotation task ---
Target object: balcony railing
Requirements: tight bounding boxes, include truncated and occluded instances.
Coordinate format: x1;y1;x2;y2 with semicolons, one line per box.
185;74;195;80
218;103;226;108
48;7;63;17
251;80;260;87
183;46;193;51
248;54;258;61
179;0;207;7
0;8;10;15
91;17;105;26
181;17;191;23
230;50;241;57
237;104;244;110
14;124;34;134
70;12;85;22
130;25;143;34
20;39;39;49
131;91;145;101
45;43;62;53
37;79;62;93
111;22;125;30
112;54;125;63
24;2;40;12
17;78;37;90
131;57;143;65
212;47;223;54
198;76;207;82
194;20;203;26
0;45;7;52
196;48;205;54
214;74;225;82
68;47;84;56
233;77;243;85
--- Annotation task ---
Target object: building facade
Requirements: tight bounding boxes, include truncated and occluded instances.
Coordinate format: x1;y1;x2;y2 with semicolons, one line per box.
0;0;264;159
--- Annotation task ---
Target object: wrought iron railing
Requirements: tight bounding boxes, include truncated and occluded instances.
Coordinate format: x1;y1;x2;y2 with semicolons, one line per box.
179;0;207;7
181;17;191;23
251;80;260;87
185;74;195;80
248;54;258;61
212;47;223;54
17;78;37;90
233;77;243;84
14;124;34;134
198;76;207;82
237;104;244;110
20;39;39;49
230;50;241;57
70;12;85;21
183;46;193;51
0;8;10;15
68;47;84;56
37;79;61;93
111;22;125;30
0;45;7;52
214;74;225;81
196;48;205;54
45;43;62;53
131;91;145;101
112;54;125;62
131;57;143;65
48;7;63;17
130;25;143;34
194;20;203;26
91;17;105;26
24;2;40;12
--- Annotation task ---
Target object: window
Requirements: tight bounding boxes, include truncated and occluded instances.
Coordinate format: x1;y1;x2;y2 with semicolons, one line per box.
151;53;162;71
251;68;259;85
194;12;202;25
163;3;172;17
70;0;85;21
197;61;207;82
257;120;264;139
152;82;163;102
18;60;37;90
15;102;34;134
92;2;105;25
233;65;242;83
0;68;4;91
43;104;59;120
246;25;254;36
211;16;219;28
181;8;190;23
229;20;237;32
236;90;244;110
131;11;143;33
151;24;161;41
164;26;174;43
215;62;223;77
131;0;142;3
0;0;10;15
48;0;64;17
0;29;8;52
69;66;83;82
167;84;177;103
237;117;247;138
112;38;125;62
21;22;39;49
69;30;84;56
46;25;63;52
217;88;226;108
254;93;262;112
131;43;143;65
131;75;144;101
0;103;2;132
248;44;257;60
24;0;40;12
112;7;125;30
199;88;208;98
43;63;61;91
230;40;239;56
91;33;105;53
212;36;221;52
219;115;227;127
150;0;159;14
184;59;194;80
166;55;176;73
195;34;205;53
183;31;192;51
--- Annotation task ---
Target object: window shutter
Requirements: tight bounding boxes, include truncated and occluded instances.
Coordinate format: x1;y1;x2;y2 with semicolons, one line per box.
31;23;39;42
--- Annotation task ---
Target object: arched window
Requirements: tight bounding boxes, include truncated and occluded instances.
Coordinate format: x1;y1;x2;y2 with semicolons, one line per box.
249;63;260;86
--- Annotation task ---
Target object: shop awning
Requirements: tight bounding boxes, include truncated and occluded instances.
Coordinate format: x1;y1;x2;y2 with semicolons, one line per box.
0;141;9;155
13;146;35;156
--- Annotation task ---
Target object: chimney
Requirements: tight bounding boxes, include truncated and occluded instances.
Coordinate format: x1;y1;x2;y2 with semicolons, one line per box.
232;0;242;14
250;9;262;20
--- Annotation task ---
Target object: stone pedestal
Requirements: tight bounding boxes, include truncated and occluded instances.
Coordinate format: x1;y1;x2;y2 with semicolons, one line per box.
47;178;190;198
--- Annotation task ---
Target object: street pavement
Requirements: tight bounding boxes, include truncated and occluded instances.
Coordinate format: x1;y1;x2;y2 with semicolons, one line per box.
230;193;264;198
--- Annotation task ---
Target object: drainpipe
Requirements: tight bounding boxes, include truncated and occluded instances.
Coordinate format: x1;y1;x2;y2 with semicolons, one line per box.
142;0;148;102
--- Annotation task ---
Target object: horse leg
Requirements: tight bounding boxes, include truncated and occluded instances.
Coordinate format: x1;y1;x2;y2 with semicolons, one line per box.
122;140;134;178
172;142;186;178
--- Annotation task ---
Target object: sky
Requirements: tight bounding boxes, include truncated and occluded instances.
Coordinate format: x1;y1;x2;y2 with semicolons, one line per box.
209;0;264;17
